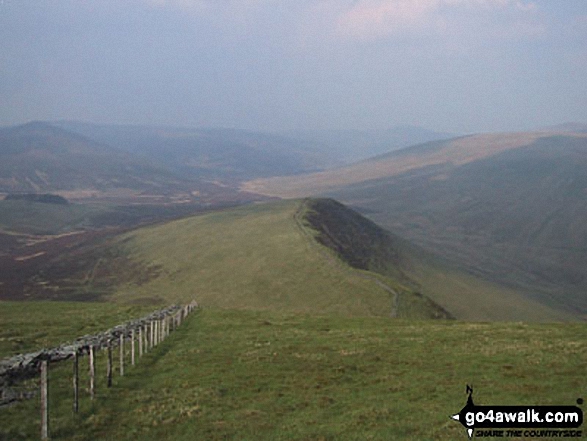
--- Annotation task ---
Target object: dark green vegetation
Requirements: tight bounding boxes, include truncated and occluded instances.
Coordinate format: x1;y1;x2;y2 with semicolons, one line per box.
1;308;585;440
4;193;69;205
245;133;587;320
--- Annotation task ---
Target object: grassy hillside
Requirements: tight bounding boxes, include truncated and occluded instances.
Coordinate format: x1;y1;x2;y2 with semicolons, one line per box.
1;307;585;440
241;132;573;197
108;199;437;318
0;301;153;358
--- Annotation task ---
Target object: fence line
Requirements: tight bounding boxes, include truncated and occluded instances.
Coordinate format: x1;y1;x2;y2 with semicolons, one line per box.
0;300;198;440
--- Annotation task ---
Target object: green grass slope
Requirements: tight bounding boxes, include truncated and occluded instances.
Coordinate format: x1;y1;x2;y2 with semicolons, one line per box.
109;199;427;318
1;308;585;440
0;301;153;358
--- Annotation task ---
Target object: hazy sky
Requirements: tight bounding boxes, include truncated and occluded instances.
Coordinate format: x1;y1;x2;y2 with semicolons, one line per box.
1;0;586;133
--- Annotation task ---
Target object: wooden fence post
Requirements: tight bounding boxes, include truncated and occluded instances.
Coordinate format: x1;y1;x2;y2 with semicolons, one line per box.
132;329;136;364
150;321;155;349
41;360;49;441
155;320;159;346
89;346;95;400
107;342;113;388
139;326;143;357
73;351;79;414
119;334;124;376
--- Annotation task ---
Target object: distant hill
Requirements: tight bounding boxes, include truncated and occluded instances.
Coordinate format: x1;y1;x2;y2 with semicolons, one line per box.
541;122;587;133
0;122;257;204
55;121;455;181
283;126;456;164
55;121;332;182
244;132;587;318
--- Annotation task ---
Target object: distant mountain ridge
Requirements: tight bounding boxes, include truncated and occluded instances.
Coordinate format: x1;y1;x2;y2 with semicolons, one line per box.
0;121;262;204
54;121;332;182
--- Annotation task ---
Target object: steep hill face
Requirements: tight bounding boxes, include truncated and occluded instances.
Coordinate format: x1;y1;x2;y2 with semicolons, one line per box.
302;198;403;278
243;132;587;317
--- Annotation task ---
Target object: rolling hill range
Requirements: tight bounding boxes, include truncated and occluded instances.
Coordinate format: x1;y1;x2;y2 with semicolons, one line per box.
56;121;455;180
54;121;334;182
0;122;262;204
243;132;587;318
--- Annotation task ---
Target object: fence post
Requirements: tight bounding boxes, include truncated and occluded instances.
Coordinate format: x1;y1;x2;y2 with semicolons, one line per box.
131;329;136;365
73;351;79;414
155;320;159;346
150;321;155;349
89;346;95;400
119;334;124;377
41;360;49;441
139;327;143;357
107;342;113;388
